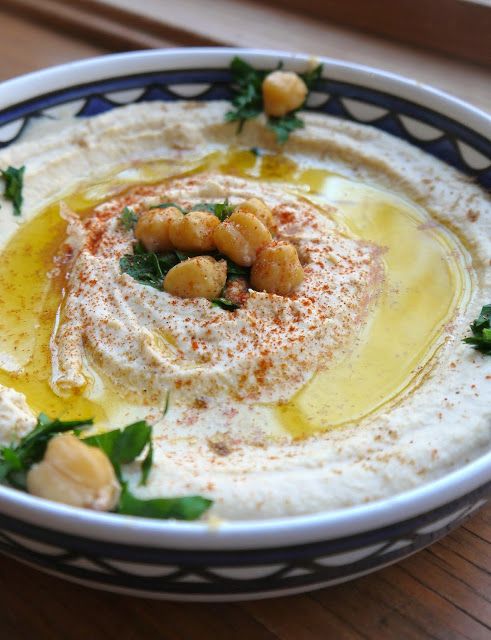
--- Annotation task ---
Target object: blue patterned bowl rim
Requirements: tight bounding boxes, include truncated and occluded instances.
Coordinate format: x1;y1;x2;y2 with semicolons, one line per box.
0;48;489;550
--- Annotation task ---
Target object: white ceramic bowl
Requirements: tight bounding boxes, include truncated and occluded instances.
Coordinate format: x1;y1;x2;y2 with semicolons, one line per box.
0;48;489;601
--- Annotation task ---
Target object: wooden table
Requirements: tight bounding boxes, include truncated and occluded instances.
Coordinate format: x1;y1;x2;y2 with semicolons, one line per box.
0;3;490;639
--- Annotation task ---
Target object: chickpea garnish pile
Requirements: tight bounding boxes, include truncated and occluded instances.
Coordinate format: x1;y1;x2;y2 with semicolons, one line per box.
134;198;304;301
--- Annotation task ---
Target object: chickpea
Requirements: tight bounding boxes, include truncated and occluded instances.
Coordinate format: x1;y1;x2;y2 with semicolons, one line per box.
262;71;308;118
163;256;227;300
169;210;219;252
233;198;274;229
26;434;120;511
135;207;183;253
251;241;304;296
213;210;272;267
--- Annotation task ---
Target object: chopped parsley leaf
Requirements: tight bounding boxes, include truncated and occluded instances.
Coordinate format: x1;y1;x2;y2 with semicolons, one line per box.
463;304;491;354
120;252;179;289
225;56;323;143
212;297;239;311
150;200;235;222
267;113;305;144
0;413;212;520
1;165;25;216
150;202;187;213
118;483;212;520
0;414;93;489
119;206;138;230
194;199;235;222
82;420;212;518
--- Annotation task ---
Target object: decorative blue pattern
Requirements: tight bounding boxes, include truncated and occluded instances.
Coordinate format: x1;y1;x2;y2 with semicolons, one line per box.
0;480;487;597
0;69;489;189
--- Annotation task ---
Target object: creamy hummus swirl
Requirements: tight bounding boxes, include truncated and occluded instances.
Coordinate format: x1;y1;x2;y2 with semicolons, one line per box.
0;100;489;519
51;174;383;405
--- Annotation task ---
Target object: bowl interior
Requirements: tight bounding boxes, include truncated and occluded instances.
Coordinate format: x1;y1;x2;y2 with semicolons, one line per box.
0;48;490;548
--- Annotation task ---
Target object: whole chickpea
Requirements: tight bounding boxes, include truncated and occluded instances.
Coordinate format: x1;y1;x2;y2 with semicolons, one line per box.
262;71;308;118
214;210;272;267
163;256;227;300
135;207;184;253
251;241;304;296
26;434;120;511
233;198;274;229
169;210;219;252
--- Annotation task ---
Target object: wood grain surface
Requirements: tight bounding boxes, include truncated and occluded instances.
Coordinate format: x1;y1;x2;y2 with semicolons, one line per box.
0;3;490;638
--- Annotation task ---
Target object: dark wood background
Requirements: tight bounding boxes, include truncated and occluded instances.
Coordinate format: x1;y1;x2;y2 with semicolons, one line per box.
0;2;490;638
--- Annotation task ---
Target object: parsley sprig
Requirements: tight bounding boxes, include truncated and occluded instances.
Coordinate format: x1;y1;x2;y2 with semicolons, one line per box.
119;206;138;230
1;165;25;216
225;56;323;143
0;414;93;490
82;420;211;520
0;414;212;521
463;304;491;354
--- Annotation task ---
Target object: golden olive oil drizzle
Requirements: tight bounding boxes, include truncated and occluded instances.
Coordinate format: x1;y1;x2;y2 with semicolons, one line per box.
0;150;470;437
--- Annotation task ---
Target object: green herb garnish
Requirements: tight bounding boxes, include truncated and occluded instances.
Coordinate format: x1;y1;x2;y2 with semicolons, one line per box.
463;304;491;354
120;201;245;307
267;113;305;144
83;420;151;484
149;202;187;213
83;420;211;519
0;413;212;521
212;297;239;311
225;56;323;143
194;199;235;222
120;251;180;289
1;165;25;216
150;200;235;222
225;57;265;132
119;206;138;230
0;413;93;489
226;263;249;281
301;63;324;90
118;483;212;520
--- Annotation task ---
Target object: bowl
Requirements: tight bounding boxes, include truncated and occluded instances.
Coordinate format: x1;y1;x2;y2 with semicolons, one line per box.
0;48;489;601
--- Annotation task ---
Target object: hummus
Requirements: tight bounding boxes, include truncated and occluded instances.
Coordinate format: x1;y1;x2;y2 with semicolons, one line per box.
0;100;490;520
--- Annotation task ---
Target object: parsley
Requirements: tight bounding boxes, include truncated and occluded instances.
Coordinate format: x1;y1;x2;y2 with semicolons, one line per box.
118;483;212;520
150;202;187;213
300;63;324;90
212;297;239;311
225;56;323;143
83;421;212;519
224;258;249;279
119;206;138;230
0;414;93;489
120;200;245;295
120;251;180;289
83;420;152;484
267;113;305;144
194;199;235;222
140;438;153;486
150;200;235;222
0;413;212;520
225;57;265;132
1;165;25;216
463;304;491;354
